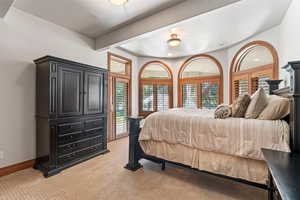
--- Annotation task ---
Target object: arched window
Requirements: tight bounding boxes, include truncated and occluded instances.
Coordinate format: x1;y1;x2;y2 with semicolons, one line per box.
178;54;223;109
139;61;173;116
230;41;279;102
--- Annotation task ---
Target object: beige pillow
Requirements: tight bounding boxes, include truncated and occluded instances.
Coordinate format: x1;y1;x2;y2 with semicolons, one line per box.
258;95;290;120
232;94;251;118
245;88;268;119
214;104;232;119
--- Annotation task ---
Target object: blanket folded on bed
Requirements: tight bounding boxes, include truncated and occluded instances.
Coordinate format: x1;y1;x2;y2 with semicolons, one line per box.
139;108;290;161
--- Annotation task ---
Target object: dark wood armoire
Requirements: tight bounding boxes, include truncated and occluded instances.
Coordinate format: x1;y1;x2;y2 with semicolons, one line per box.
34;56;109;177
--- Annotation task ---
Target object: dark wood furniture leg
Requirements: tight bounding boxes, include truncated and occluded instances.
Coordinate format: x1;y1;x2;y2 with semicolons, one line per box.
124;117;144;171
267;172;274;200
161;161;166;171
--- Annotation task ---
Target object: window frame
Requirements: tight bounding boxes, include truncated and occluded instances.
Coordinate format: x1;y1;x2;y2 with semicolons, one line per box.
230;41;279;103
178;54;224;108
139;61;173;116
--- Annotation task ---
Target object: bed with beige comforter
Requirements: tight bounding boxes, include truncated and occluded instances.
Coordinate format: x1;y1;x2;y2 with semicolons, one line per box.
139;108;290;184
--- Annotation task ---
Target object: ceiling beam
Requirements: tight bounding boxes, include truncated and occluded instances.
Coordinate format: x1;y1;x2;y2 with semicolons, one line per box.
95;0;240;50
0;0;15;18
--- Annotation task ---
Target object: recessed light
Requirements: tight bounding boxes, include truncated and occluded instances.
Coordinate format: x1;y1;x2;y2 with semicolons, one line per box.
168;53;173;56
254;58;260;62
110;0;128;6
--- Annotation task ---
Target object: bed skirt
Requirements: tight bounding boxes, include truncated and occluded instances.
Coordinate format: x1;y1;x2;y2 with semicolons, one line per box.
140;140;268;184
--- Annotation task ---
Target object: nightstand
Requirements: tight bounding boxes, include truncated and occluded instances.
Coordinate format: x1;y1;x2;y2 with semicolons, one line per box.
262;148;300;200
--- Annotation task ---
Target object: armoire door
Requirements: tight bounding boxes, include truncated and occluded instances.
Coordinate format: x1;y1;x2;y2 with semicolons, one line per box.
84;71;104;115
57;66;84;117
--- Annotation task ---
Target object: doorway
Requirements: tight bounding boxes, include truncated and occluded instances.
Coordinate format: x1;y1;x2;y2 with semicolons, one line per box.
108;53;131;141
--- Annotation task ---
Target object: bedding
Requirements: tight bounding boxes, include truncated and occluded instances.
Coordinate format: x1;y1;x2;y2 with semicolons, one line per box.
258;95;290;120
232;94;251;117
139;109;290;161
214;104;232;119
140;140;268;184
245;88;268;119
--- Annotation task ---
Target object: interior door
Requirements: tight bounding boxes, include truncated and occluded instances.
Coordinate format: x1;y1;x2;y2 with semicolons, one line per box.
84;71;104;115
57;65;83;117
111;77;130;140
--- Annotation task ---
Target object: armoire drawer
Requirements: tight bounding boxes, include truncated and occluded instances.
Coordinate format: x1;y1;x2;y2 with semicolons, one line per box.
58;136;103;155
57;144;103;165
57;122;82;134
84;127;105;137
58;127;104;145
84;118;104;129
58;131;83;145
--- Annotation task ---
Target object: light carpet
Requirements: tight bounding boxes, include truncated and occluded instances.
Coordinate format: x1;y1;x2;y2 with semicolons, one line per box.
0;138;267;200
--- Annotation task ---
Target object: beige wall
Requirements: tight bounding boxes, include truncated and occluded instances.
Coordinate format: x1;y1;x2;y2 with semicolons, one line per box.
0;8;138;168
279;0;300;87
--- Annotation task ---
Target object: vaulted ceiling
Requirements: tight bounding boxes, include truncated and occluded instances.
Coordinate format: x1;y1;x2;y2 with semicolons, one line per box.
0;0;15;18
13;0;241;51
14;0;187;38
9;0;292;58
119;0;291;58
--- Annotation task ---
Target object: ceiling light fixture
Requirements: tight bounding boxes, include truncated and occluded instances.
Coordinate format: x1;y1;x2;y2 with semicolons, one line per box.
110;0;128;6
168;33;181;47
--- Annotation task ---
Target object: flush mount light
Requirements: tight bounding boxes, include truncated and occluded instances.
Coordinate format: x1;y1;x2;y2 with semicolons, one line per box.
168;33;181;47
110;0;128;6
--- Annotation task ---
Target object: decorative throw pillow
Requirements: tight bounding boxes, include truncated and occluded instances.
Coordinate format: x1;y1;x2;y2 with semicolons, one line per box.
232;94;251;118
245;88;268;119
258;95;290;120
214;105;232;119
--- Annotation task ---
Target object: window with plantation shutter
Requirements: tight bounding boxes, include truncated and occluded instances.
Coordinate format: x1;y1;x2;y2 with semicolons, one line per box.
201;82;219;109
230;41;279;102
142;85;154;112
179;55;223;109
139;61;173;116
115;81;128;136
182;84;197;109
233;79;249;100
238;79;249;96
157;85;169;111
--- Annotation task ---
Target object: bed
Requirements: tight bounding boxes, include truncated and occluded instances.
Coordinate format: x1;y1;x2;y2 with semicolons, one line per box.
139;108;290;184
125;62;300;189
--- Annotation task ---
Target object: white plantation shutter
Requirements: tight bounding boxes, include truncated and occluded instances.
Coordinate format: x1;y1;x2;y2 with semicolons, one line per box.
115;81;128;135
157;85;169;111
183;84;197;109
238;79;249;96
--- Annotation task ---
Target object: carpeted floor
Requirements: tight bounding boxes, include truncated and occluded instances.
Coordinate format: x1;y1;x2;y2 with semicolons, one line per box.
0;138;267;200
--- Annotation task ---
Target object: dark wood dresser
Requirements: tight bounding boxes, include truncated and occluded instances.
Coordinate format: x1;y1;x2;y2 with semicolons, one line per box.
262;149;300;200
34;56;109;177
